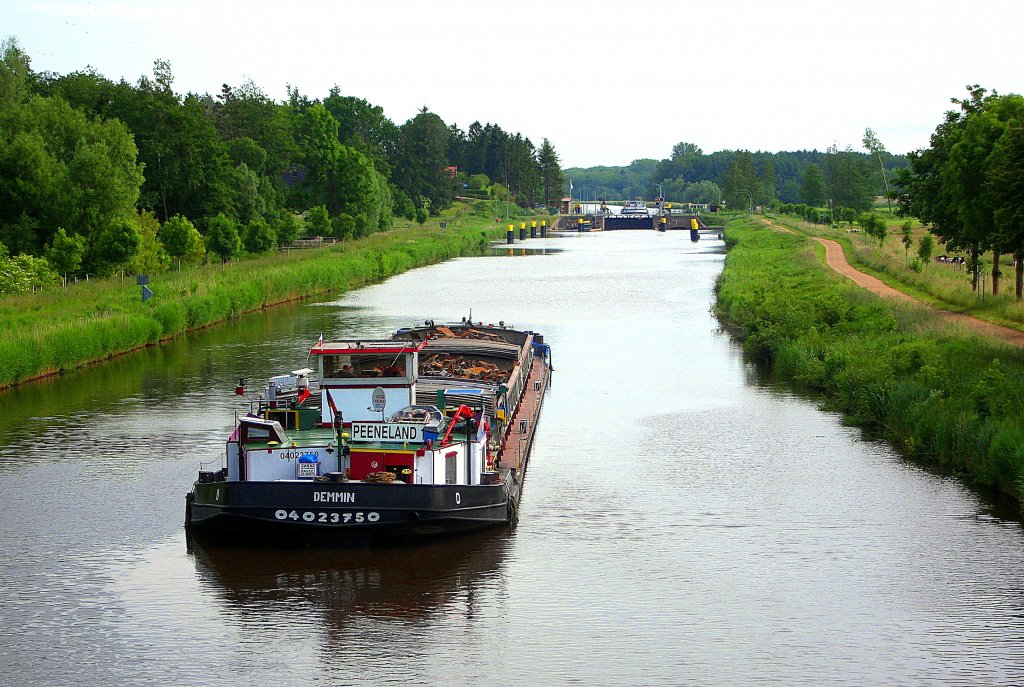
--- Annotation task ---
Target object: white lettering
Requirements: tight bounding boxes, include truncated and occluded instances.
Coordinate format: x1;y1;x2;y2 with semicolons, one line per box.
313;492;356;503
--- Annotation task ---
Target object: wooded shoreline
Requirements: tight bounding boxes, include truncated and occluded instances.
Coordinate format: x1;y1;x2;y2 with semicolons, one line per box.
0;217;507;389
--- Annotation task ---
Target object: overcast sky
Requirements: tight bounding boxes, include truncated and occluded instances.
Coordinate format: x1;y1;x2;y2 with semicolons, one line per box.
3;0;1023;168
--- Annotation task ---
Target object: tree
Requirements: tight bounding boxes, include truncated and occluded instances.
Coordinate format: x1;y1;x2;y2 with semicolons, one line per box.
92;217;142;273
45;228;85;277
918;233;935;263
800;163;827;207
205;213;241;262
159;214;203;270
722;151;756;211
861;213;887;246
131;209;170;274
682;180;721;204
305;205;330;236
945;91;1024;295
756;158;776;206
323;88;400;176
231;162;268;224
0;37;32;114
298;103;341;200
537;138;565;207
270;209;302;246
0;95;144;253
901;221;913;265
242;218;276;254
326;145;389;237
823;144;874;221
396;108;452;212
987;121;1024;298
863;128;892;211
899;87;1024;294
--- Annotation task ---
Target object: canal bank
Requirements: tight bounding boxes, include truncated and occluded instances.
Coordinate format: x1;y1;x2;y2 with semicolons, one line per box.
0;208;515;389
715;218;1024;503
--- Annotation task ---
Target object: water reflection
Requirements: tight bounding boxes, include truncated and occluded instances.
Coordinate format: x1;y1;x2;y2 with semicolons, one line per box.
188;529;510;630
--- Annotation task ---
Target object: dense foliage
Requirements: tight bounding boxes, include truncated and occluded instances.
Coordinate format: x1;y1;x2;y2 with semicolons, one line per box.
0;214;504;386
566;144;907;212
716;220;1024;501
896;85;1024;297
0;37;565;290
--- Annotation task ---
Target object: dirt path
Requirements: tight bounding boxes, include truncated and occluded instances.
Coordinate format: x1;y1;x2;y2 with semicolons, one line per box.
760;218;1024;348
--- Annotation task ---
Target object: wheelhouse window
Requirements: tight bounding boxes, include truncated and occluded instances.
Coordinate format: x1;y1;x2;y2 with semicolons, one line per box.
321;354;407;380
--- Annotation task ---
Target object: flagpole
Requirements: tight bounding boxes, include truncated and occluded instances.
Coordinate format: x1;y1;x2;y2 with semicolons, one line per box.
306;332;323;365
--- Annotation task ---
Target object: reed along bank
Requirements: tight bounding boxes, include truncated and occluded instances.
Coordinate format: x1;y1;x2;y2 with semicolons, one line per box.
0;216;506;388
715;219;1024;502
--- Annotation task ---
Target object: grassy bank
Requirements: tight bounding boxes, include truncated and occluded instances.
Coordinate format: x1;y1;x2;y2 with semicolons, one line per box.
0;202;513;387
766;211;1024;329
715;219;1024;501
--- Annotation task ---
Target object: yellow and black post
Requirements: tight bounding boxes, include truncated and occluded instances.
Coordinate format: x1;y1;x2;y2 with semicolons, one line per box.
658;216;667;232
519;222;527;241
530;220;537;239
507;223;515;244
541;219;548;238
690;217;700;242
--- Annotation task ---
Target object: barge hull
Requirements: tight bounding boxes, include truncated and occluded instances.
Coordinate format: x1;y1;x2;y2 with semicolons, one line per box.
186;478;515;545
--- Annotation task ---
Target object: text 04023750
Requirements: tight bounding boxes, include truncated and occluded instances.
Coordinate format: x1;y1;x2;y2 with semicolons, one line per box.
273;510;380;524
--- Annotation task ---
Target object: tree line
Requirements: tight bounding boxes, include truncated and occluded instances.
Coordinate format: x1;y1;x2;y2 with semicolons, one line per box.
0;37;566;291
895;85;1024;298
565;142;908;216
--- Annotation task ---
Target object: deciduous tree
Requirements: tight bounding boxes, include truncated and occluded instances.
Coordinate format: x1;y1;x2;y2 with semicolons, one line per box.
205;213;241;262
45;227;85;277
159;214;203;270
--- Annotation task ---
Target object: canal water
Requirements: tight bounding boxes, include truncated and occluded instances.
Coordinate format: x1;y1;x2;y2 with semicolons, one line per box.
2;230;1023;686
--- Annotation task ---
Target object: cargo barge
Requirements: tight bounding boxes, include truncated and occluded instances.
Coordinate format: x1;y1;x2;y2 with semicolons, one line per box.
185;321;551;545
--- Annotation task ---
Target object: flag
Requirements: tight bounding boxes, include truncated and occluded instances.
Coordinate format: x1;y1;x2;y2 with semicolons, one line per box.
297;388;311;405
307;332;324;359
569;179;573;192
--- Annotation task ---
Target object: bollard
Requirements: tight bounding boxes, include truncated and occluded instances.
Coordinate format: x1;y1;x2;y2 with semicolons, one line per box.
530;221;537;239
507;224;514;244
519;222;526;241
541;220;548;238
658;217;667;233
690;217;699;242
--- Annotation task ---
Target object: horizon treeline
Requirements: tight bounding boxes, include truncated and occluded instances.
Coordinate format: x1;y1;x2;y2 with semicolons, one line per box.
0;37;566;288
565;143;908;211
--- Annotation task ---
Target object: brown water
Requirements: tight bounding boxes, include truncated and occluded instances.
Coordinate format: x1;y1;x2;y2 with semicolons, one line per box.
2;230;1023;686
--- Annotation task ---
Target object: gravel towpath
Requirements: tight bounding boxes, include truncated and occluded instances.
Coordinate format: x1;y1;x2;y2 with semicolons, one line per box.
759;218;1024;348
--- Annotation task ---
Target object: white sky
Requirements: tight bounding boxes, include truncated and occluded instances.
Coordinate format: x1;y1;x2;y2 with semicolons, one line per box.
2;0;1023;167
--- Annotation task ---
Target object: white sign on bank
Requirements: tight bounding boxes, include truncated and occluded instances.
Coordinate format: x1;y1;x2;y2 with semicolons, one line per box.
349;422;424;443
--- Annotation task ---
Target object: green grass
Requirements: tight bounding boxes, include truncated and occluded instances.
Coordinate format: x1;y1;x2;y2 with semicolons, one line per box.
0;202;514;387
767;211;1024;329
717;219;1024;501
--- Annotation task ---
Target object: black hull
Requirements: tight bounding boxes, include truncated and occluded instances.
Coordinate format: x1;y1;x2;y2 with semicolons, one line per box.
186;477;515;546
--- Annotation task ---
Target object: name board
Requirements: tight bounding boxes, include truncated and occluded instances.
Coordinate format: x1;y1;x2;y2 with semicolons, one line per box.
350;422;424;443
